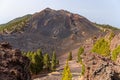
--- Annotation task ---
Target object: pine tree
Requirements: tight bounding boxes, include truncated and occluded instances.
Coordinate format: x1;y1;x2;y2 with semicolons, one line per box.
29;50;44;74
36;49;43;71
56;59;59;65
30;53;37;74
92;38;110;56
77;47;84;63
62;61;72;80
43;53;51;71
51;51;57;71
68;52;72;61
81;63;85;75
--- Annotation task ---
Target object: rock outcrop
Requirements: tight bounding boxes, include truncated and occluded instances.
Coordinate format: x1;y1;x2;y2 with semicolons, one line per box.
82;52;120;80
82;33;120;80
0;42;31;80
110;33;120;50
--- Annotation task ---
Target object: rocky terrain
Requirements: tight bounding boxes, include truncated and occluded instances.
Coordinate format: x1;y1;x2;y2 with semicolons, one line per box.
0;8;120;80
81;33;120;80
33;33;120;80
110;33;120;50
82;52;120;80
0;42;31;80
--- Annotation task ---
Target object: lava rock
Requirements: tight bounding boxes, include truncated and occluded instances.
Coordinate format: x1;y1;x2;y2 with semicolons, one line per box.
0;42;31;80
82;53;120;80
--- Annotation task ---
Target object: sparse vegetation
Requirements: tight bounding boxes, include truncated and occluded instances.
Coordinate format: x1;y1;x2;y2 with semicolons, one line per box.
92;38;110;56
111;45;120;61
94;23;119;31
0;15;31;33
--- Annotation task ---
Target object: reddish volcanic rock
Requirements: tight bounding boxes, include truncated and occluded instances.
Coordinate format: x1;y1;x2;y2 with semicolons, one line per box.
0;42;31;80
110;33;120;50
82;52;120;80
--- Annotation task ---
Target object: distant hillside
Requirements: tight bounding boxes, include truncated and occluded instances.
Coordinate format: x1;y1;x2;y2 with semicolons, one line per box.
0;8;101;54
94;23;119;31
0;15;31;34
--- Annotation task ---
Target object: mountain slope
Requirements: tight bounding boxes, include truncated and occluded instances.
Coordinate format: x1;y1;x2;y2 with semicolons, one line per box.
0;8;100;54
0;15;31;34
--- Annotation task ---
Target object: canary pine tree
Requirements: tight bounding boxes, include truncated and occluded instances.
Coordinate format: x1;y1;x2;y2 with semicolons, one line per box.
77;47;84;63
62;61;72;80
36;49;44;72
43;53;51;71
68;52;72;61
51;51;57;71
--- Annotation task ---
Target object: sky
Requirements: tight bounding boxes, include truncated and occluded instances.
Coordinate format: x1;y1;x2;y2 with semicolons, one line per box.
0;0;120;28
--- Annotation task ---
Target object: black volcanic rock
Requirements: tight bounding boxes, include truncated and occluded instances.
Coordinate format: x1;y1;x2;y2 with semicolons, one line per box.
0;42;31;80
0;8;100;54
28;8;98;38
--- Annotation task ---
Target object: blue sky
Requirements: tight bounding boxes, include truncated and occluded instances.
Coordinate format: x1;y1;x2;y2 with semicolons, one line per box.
0;0;120;28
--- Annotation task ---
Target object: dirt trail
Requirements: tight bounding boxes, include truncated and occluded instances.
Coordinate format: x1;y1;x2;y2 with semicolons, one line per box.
34;39;93;80
34;48;82;80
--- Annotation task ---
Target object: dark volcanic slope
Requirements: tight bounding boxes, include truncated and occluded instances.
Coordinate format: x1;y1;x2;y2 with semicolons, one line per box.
0;8;100;54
